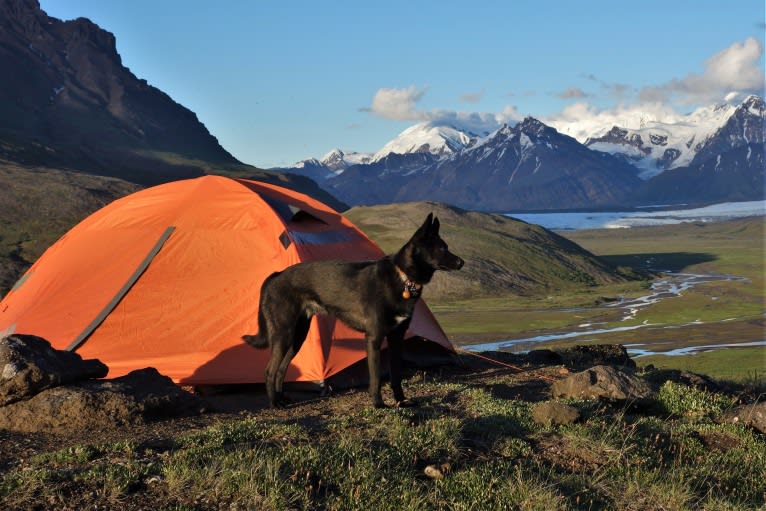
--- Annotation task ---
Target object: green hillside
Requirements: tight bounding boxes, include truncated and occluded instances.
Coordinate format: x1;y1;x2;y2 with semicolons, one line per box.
345;202;640;302
0;161;141;294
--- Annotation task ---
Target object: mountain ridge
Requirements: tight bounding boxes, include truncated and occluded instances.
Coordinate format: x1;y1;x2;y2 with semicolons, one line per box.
278;95;765;210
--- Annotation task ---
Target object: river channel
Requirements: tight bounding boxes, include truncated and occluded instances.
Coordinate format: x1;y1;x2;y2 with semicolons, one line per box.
460;271;763;357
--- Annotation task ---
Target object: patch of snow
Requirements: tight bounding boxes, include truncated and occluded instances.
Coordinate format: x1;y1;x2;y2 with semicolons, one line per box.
552;99;749;176
372;122;474;161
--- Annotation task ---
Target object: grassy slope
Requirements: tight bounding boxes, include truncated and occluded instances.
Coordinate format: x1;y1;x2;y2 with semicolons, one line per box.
345;202;638;302
0;161;141;294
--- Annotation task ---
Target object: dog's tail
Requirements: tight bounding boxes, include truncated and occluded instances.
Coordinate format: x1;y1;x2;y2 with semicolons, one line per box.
242;271;281;350
242;333;268;349
242;296;270;349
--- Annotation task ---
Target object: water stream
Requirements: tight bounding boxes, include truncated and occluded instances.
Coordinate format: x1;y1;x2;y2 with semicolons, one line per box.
461;272;754;355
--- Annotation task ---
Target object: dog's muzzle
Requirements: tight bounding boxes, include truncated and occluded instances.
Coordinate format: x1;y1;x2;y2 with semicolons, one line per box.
440;255;464;271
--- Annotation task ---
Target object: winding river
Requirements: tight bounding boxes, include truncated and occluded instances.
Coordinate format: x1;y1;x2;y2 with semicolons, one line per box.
460;272;762;356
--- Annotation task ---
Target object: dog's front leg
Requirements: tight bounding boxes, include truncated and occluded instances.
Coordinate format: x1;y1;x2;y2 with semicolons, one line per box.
387;326;407;405
365;333;385;408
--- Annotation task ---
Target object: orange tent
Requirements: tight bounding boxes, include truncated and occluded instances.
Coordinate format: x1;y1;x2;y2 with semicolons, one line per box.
0;175;452;385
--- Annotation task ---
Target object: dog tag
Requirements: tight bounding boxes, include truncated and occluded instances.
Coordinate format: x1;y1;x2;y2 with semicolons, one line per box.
402;289;411;299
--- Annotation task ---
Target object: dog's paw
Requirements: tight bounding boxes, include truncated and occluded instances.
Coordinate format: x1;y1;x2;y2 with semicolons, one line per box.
271;393;293;408
395;398;416;408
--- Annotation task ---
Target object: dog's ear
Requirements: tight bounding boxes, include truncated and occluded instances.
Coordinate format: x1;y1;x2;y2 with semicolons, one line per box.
414;213;434;238
432;216;440;235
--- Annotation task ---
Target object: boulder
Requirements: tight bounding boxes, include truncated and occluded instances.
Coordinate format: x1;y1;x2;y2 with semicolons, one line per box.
556;344;636;369
722;402;766;434
532;401;580;425
0;334;108;406
0;368;203;433
643;368;720;393
525;349;563;365
551;365;653;401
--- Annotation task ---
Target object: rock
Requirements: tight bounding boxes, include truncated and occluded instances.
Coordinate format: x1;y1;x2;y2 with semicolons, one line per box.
532;402;580;425
556;344;636;369
423;465;444;480
0;334;108;406
722;402;766;434
0;367;203;433
525;349;563;365
643;368;720;393
551;365;653;402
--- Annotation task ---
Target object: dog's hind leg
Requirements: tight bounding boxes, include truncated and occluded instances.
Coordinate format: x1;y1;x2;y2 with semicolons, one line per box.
264;337;285;407
273;314;311;405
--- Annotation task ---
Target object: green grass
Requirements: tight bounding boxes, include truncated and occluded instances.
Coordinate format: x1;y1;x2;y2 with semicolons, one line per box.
637;347;766;383
2;376;764;510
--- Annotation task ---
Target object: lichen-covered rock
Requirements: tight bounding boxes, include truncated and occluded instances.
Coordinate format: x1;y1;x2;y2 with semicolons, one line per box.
0;334;107;406
723;402;766;434
551;365;653;401
532;401;580;425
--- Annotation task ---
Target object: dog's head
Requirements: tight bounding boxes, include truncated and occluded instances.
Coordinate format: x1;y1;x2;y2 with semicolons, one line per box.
398;213;464;283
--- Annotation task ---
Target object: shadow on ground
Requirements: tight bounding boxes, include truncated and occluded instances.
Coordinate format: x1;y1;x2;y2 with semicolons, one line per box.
601;252;717;272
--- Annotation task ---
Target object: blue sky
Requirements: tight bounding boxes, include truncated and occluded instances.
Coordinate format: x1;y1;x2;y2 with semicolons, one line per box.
40;1;765;168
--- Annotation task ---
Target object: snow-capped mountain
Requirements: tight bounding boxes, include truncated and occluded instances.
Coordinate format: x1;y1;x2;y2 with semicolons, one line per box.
326;117;642;210
632;95;765;204
280;148;373;181
371;122;478;162
320;148;373;171
276;95;764;211
584;96;763;179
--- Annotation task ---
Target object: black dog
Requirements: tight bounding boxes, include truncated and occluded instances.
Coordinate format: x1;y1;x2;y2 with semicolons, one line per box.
243;213;463;408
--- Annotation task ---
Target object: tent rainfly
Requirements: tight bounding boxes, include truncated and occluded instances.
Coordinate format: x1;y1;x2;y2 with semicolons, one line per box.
0;175;453;386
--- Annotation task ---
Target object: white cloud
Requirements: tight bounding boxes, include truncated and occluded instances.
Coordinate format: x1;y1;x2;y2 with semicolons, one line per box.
363;39;764;143
367;85;427;121
459;89;485;103
557;87;589;99
365;86;520;134
546;38;764;142
639;37;764;105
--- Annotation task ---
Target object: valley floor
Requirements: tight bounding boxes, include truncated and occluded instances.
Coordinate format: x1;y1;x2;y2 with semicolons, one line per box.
437;216;765;382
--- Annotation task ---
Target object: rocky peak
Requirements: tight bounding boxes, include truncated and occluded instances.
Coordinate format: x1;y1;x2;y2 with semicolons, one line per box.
320;149;345;170
0;0;47;34
516;116;546;136
738;94;765;117
0;0;239;182
586;126;649;154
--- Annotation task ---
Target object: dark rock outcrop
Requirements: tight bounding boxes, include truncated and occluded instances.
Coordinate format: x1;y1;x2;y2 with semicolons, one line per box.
0;368;203;433
0;334;107;406
0;334;203;433
556;344;636;369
